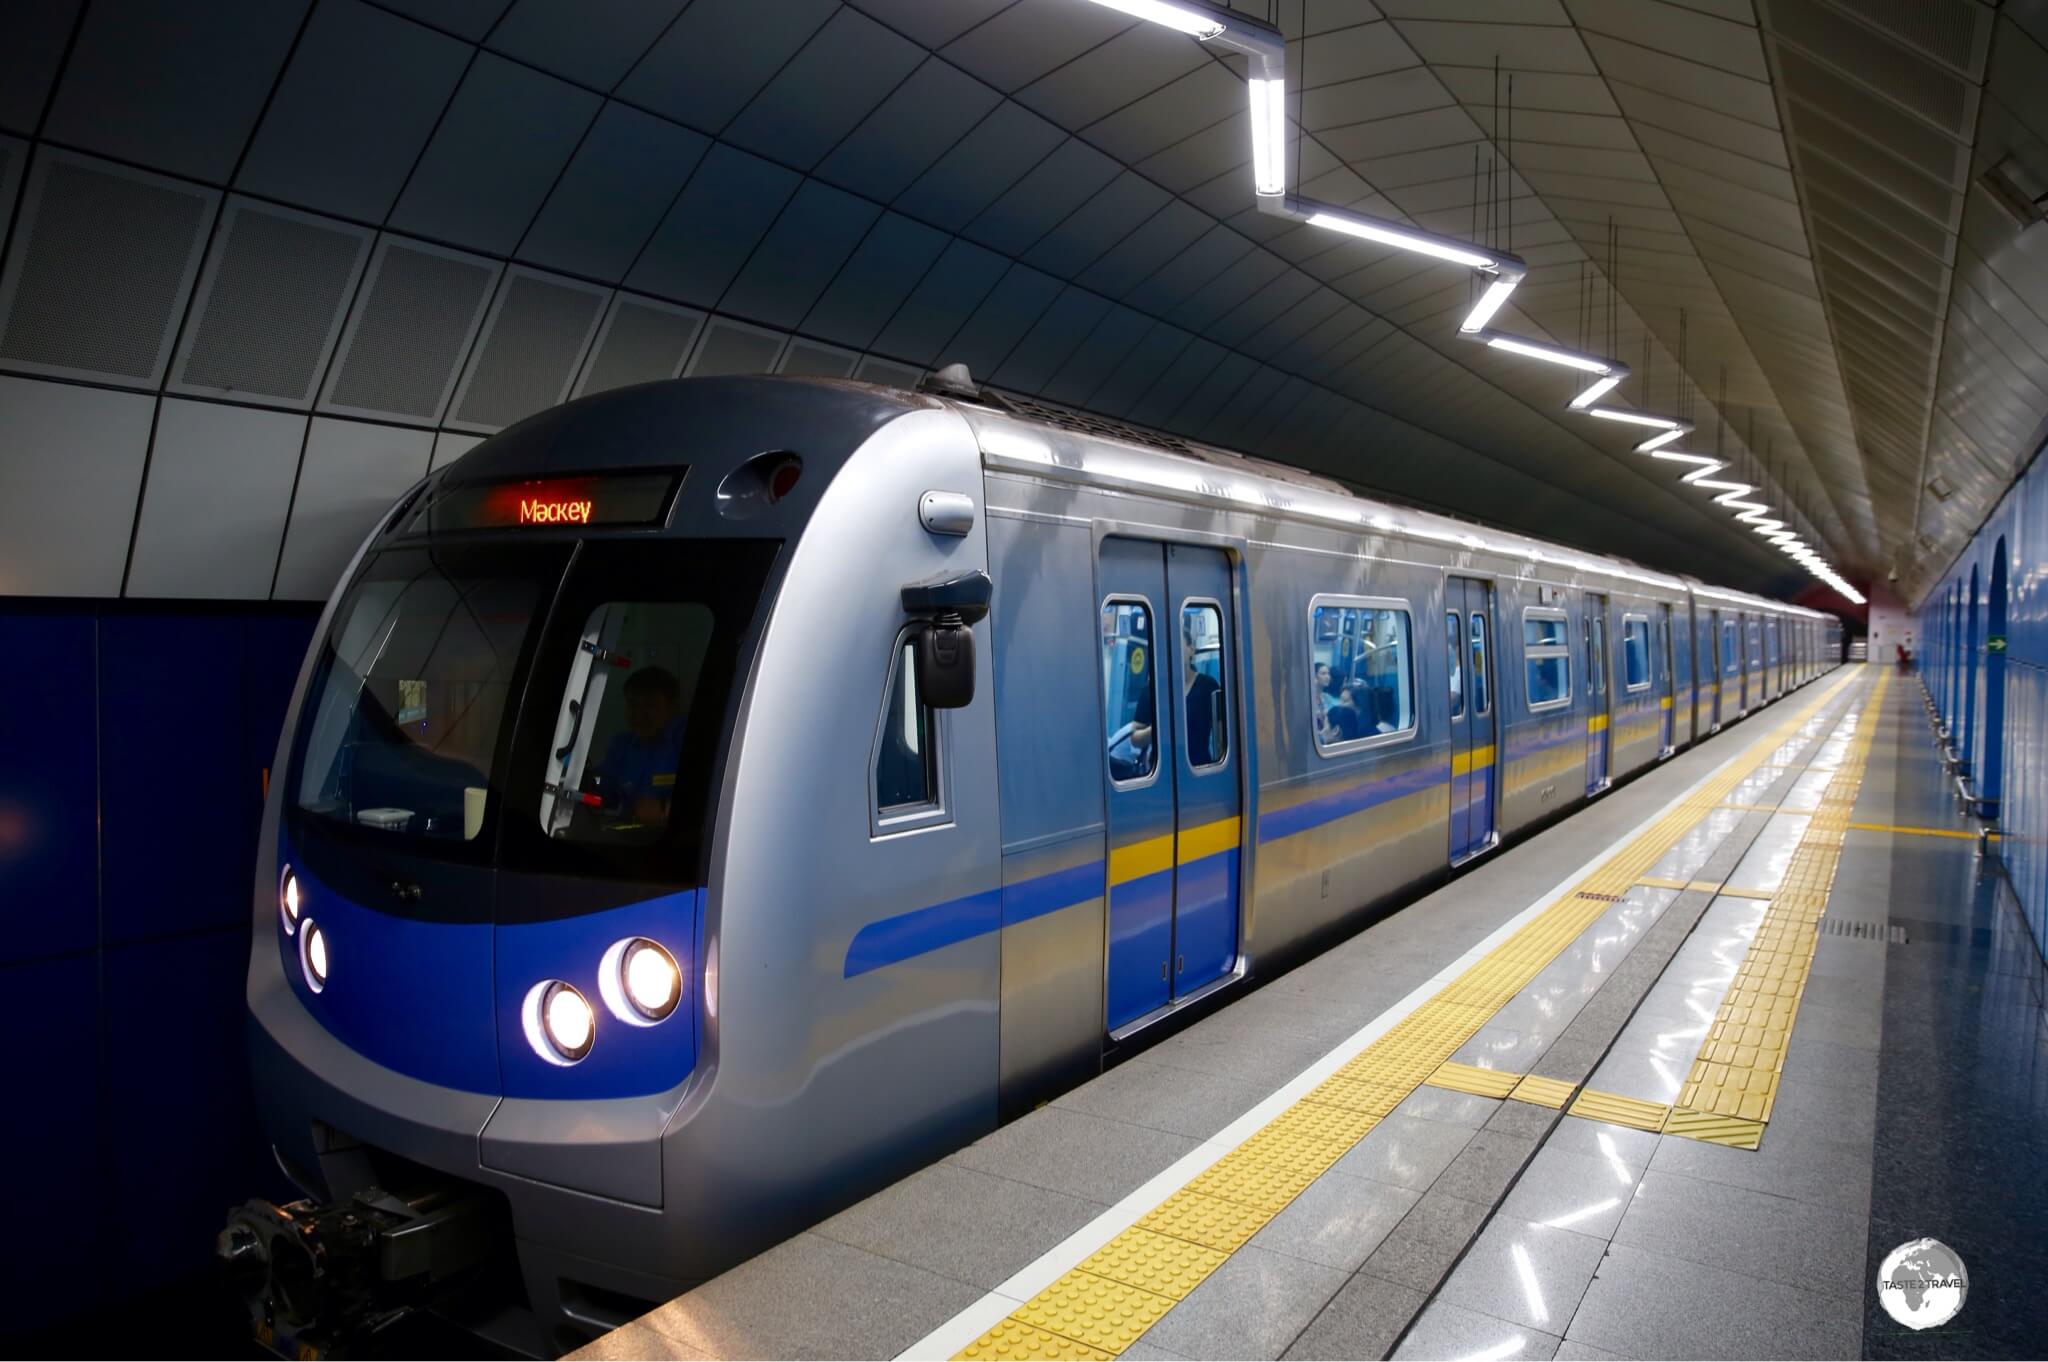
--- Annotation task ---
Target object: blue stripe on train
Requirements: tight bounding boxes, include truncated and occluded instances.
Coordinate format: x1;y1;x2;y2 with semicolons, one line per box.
843;760;1450;977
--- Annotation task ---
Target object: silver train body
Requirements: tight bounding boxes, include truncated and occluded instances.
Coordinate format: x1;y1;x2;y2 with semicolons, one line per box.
245;376;1838;1344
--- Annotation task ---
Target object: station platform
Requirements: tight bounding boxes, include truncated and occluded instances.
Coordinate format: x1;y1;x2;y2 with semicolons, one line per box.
573;666;2046;1361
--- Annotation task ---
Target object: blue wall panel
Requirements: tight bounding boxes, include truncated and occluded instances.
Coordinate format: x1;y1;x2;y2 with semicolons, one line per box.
0;601;318;1330
0;613;101;965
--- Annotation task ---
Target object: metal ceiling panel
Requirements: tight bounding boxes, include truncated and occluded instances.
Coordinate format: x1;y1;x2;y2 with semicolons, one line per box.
815;58;1003;201
236;0;469;222
625;144;800;308
893;99;1067;230
940;0;1132;92
618;0;837;132
722;8;924;170
390;54;599;256
517;103;707;282
801;211;951;350
720;179;881;328
489;0;689;90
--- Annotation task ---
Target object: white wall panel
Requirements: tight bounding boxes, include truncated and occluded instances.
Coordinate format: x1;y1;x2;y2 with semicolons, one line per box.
126;399;305;599
0;376;154;596
272;418;432;600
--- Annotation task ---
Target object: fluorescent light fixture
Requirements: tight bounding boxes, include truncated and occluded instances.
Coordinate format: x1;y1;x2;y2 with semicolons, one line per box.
1720;499;1769;514
1248;78;1285;196
1634;428;1685;453
1736;511;1780;526
1306;211;1496;268
1078;0;1226;38
1569;374;1622;409
1654;452;1722;476
1460;277;1518;333
1586;406;1681;430
1689;478;1754;496
1484;335;1612;372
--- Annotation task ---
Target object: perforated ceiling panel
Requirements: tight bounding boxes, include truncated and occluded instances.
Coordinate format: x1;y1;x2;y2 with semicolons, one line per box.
172;200;370;407
320;238;499;424
448;269;608;432
0;150;214;386
574;295;705;398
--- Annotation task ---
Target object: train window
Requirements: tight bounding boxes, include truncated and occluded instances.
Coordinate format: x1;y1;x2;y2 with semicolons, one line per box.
1722;620;1739;676
1310;598;1415;752
1522;609;1572;711
539;601;716;845
1181;602;1229;769
1622;617;1651;691
1586;615;1607;697
1446;612;1464;719
294;547;554;844
1469;612;1490;716
1103;599;1158;785
874;632;941;817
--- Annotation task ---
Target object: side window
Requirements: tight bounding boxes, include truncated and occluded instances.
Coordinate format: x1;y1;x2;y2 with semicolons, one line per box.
1447;611;1464;719
875;633;940;817
1586;615;1607;696
1311;599;1415;751
1469;612;1490;716
1181;602;1228;769
1722;621;1738;676
1523;610;1571;710
1623;618;1650;691
1103;600;1158;784
541;600;715;845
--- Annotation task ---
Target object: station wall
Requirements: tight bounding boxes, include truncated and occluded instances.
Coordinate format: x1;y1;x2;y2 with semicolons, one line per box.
1919;429;2048;965
0;601;317;1330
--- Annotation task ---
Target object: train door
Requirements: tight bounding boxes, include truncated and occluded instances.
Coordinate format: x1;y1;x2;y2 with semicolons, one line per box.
1584;593;1611;792
1719;614;1738;722
1657;603;1676;754
1448;577;1496;863
1098;538;1241;1033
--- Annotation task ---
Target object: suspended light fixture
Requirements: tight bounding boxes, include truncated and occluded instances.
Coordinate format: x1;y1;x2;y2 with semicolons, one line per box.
1304;211;1499;268
1652;451;1722;476
1459;278;1519;334
1479;334;1614;372
1633;428;1686;453
1078;0;1227;37
1248;77;1286;196
1569;374;1622;409
1586;407;1682;431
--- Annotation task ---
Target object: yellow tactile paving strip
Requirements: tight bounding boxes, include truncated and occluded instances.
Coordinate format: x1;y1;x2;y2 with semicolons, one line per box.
1568;1087;1673;1132
956;671;1862;1361
1669;670;1890;1137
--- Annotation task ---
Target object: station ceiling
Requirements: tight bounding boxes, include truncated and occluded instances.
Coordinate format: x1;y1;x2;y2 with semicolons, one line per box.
3;0;2045;603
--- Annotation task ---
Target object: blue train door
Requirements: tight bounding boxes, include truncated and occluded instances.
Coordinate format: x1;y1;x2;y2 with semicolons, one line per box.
1098;539;1241;1033
1585;593;1611;791
1448;577;1496;863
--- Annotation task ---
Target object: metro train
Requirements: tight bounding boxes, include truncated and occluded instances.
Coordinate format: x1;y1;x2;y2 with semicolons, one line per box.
231;370;1839;1351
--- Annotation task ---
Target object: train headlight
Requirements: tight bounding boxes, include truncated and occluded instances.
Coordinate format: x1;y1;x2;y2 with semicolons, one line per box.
280;867;302;936
598;937;681;1025
523;980;594;1064
300;920;329;993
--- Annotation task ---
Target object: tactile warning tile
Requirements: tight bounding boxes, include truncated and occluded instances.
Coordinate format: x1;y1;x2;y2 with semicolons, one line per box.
959;672;1865;1362
1078;1228;1229;1300
1136;1190;1268;1253
957;1320;1114;1361
1427;1061;1522;1099
1509;1074;1576;1109
1674;671;1890;1132
1569;1088;1673;1132
1663;1107;1766;1149
1010;1270;1173;1355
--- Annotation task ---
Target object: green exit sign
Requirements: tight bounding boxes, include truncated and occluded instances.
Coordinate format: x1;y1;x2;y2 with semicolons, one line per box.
1988;635;2007;653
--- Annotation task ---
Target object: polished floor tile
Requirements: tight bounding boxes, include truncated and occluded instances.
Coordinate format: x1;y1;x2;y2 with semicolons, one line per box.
1497;1145;1639;1240
1433;1213;1606;1335
1393;1300;1561;1361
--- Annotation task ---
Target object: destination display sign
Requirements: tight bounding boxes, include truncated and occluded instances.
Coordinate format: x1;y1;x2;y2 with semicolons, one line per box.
408;471;682;535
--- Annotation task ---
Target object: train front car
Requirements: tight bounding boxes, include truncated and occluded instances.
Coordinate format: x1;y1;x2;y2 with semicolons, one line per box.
234;376;998;1353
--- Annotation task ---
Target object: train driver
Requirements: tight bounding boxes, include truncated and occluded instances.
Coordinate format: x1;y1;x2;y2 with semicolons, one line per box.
595;666;687;825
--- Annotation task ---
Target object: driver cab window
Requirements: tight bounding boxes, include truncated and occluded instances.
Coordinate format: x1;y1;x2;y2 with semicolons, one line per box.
540;601;712;845
876;634;939;814
1102;600;1157;784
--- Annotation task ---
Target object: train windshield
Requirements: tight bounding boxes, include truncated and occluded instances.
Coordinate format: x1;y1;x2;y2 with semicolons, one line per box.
290;536;778;888
294;545;560;846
